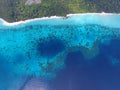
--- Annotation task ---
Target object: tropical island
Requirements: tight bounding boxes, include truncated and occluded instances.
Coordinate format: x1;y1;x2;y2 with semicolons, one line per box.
0;1;120;90
0;0;120;22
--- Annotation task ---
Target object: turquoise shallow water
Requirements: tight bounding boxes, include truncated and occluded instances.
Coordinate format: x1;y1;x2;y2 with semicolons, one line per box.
0;14;120;90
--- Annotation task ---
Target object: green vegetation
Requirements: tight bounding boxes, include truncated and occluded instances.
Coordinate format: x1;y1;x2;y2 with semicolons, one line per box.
0;0;120;22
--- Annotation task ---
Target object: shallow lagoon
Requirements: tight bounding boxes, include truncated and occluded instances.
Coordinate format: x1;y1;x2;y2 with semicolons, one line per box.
0;13;120;90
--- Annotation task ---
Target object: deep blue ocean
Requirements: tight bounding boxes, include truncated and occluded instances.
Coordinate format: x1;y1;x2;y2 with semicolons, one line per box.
49;39;120;90
0;14;120;90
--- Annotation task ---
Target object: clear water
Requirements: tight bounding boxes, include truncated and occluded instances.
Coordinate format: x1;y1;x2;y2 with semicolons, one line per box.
0;14;120;90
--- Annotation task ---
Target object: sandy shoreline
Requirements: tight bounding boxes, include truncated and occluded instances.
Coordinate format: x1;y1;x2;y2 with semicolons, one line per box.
0;13;120;28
